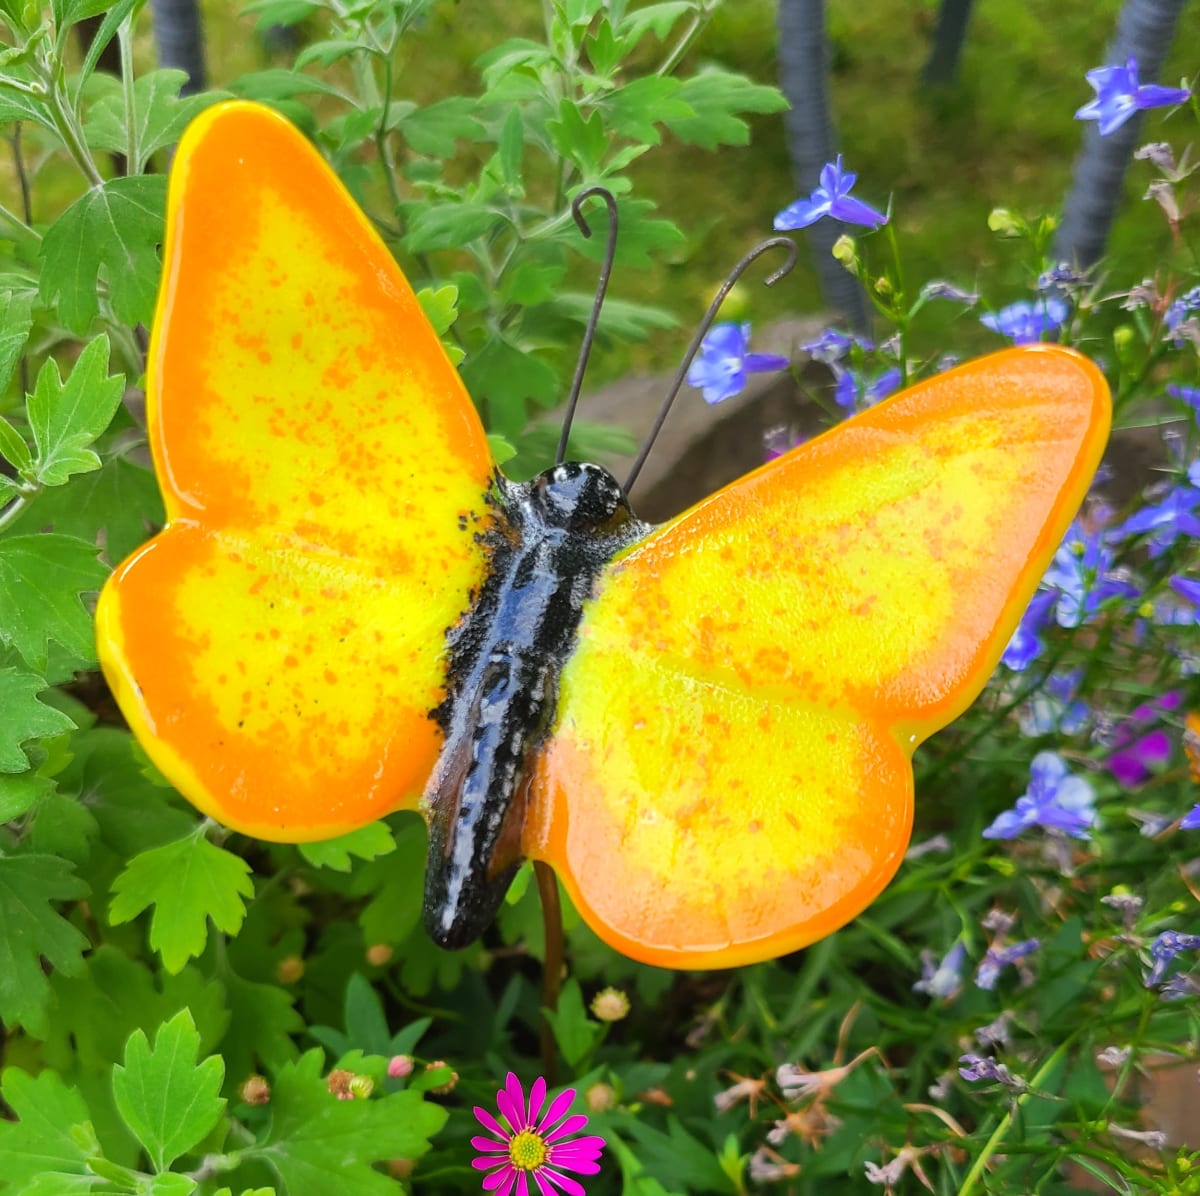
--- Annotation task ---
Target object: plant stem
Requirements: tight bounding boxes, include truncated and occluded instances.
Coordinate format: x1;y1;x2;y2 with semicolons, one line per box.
535;860;564;1083
118;13;139;173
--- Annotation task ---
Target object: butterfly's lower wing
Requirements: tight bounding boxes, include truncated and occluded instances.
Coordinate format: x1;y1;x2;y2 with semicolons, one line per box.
529;346;1110;968
97;102;495;841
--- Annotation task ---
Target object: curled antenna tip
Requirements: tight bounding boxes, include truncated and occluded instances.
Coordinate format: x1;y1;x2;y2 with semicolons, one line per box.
571;185;617;242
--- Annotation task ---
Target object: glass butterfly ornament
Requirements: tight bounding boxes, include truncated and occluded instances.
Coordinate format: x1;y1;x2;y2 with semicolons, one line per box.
96;102;1112;970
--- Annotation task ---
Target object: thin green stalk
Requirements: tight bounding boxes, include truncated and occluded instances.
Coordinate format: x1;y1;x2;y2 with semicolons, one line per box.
957;1031;1080;1196
118;14;139;173
0;488;36;535
44;84;103;187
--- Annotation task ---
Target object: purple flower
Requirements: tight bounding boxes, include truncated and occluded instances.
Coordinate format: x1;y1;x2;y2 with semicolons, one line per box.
1075;57;1190;136
1042;519;1138;627
472;1073;605;1195
833;365;902;412
1166;286;1200;345
980;297;1069;345
983;751;1097;840
1107;692;1182;787
1181;805;1200;830
913;941;967;1000
976;939;1040;990
774;155;888;231
1111;484;1200;555
801;327;871;365
958;1054;1027;1092
919;279;979;305
1002;589;1058;670
1017;670;1089;736
686;323;789;405
1145;930;1200;987
1168;384;1200;424
1171;576;1200;619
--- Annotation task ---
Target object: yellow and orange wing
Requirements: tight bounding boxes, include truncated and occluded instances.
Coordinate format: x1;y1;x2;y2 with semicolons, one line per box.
527;346;1110;968
96;102;495;841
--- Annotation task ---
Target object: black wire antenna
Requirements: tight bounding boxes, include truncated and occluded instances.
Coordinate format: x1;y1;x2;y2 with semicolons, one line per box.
555;186;619;466
623;235;798;494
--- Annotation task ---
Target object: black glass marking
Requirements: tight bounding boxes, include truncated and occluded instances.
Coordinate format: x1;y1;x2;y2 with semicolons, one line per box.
423;462;650;948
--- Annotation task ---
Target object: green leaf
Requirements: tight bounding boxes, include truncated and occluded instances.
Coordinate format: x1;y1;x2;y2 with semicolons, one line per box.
397;97;486;157
416;284;459;336
112;1009;226;1172
227;69;344;101
29;451;164;562
460;337;559;440
404;202;501;253
541;978;601;1067
40;175;166;333
0;534;107;673
27;336;125;486
498;107;524;186
51;0;112;27
221;971;303;1082
0;666;75;771
298;822;395;871
0;288;33;394
30;789;99;864
0;853;89;1036
0;770;54;820
665;69;788;150
109;832;255;974
0;415;33;475
84;69;220;172
294;38;363;68
77;0;138;86
357;823;426;946
145;1174;199;1196
0;1067;97;1192
616;1;693;46
604;76;693;144
256;1051;447;1196
242;0;318;26
546;98;608;173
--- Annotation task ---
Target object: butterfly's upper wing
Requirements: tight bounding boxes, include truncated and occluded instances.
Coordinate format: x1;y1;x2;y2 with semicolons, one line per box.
96;102;495;841
528;346;1110;968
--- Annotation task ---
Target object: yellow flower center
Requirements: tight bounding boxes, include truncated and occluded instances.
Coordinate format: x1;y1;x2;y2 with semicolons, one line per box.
508;1129;548;1171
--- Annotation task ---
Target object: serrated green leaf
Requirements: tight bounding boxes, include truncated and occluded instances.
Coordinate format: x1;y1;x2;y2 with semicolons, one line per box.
665;69;787;150
342;972;392;1054
0;81;57;133
297;821;395;871
0;289;32;394
294;38;362;68
0;1067;96;1192
27;336;125;486
146;1174;199;1196
255;1051;447;1196
112;1009;226;1171
221;972;303;1081
242;0;317;27
542;978;602;1067
109;832;255;973
51;0;112;27
604;76;692;144
40;175;166;333
0;534;107;673
404;202;501;253
415;284;459;337
502;259;566;307
546;98;607;173
227;69;344;101
398;97;485;157
85;70;220;172
0;853;89;1036
616;0;693;45
0;769;54;820
498;106;524;186
0;415;33;475
0;666;75;771
28;451;164;562
460;337;559;440
30;789;98;864
76;0;138;86
357;824;426;946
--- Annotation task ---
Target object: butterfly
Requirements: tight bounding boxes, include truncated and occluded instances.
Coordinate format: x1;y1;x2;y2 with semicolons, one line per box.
96;101;1111;970
1185;710;1200;784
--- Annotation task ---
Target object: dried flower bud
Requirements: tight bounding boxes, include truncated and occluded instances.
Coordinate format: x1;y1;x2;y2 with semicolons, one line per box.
327;1068;354;1097
590;987;630;1022
425;1061;459;1094
365;943;394;967
239;1074;271;1105
387;1159;416;1179
584;1082;616;1113
275;954;305;984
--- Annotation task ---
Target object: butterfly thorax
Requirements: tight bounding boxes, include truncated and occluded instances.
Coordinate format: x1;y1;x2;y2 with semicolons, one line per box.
421;462;651;948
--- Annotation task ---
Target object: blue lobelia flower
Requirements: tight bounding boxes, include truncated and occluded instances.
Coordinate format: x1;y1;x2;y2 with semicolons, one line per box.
1144;930;1200;987
1017;670;1089;737
1170;577;1200;623
975;938;1040;990
774;155;888;231
1042;519;1139;627
1110;484;1200;556
1182;805;1200;830
1166;286;1200;346
686;322;790;405
913;941;967;1000
801;327;872;365
833;366;902;412
1002;589;1059;671
980;297;1069;345
1167;383;1200;423
1075;57;1191;137
983;751;1097;840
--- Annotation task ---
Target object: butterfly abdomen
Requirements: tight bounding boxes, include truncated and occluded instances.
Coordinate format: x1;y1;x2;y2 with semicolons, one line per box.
421;464;649;948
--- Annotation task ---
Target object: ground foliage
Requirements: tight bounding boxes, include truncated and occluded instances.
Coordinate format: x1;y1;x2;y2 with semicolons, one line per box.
0;1;1198;1194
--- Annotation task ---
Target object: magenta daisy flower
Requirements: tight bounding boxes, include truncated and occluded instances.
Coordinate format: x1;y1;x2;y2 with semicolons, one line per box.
472;1073;605;1195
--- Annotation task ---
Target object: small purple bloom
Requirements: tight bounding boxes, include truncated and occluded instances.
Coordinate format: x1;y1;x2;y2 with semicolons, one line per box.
919;279;979;305
1043;519;1138;627
1181;805;1200;830
686;322;789;405
980;297;1069;345
1107;692;1182;787
774;155;888;231
983;751;1097;840
958;1054;1027;1092
913;941;967;1000
1168;384;1200;424
976;939;1040;990
1002;589;1058;671
1145;930;1200;987
1018;669;1089;736
833;365;901;412
1111;484;1200;555
1038;264;1087;292
1171;576;1200;616
1075;57;1191;136
1166;286;1200;345
801;327;870;365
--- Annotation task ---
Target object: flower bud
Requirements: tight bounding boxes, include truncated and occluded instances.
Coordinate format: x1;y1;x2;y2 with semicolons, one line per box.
590;986;631;1022
239;1074;271;1105
987;208;1022;236
275;954;305;984
388;1054;414;1079
365;943;393;967
348;1074;375;1100
584;1082;616;1113
831;235;859;274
